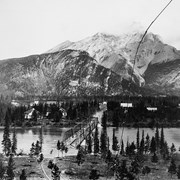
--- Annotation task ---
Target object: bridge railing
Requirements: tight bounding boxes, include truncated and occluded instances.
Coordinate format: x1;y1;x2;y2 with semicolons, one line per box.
62;117;98;147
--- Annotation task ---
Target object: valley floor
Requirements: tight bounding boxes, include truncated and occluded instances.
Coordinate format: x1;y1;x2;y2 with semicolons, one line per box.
9;153;180;180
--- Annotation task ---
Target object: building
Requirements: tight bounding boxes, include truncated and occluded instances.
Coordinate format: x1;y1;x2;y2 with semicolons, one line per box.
146;107;157;111
24;108;40;120
11;100;21;107
120;103;133;108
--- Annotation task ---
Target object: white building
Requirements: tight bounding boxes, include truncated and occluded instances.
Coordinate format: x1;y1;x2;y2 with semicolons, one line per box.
120;103;133;108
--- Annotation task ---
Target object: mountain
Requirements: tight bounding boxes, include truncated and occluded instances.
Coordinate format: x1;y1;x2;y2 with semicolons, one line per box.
47;32;180;95
1;32;180;97
0;49;144;98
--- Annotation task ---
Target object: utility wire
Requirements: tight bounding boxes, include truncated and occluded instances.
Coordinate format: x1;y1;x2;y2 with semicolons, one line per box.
119;0;173;156
130;0;173;84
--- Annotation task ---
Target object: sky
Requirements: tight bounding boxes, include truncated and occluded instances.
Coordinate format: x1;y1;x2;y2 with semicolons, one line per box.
0;0;179;60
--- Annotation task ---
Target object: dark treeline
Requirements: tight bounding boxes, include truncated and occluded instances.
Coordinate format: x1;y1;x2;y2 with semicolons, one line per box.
0;99;99;127
106;96;180;128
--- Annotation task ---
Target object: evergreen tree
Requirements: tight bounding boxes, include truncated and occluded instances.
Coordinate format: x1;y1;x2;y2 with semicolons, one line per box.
2;111;11;156
20;169;27;180
0;157;5;179
151;152;158;163
101;111;107;129
168;158;177;177
100;128;108;158
115;160;128;180
120;140;124;155
47;160;54;169
29;142;35;157
142;166;151;176
177;165;180;179
51;164;61;180
155;125;160;151
130;159;140;175
38;126;43;151
125;139;130;156
11;127;17;155
150;136;156;154
105;150;112;163
144;134;150;154
170;143;176;154
89;169;100;180
35;140;41;156
57;140;61;157
136;128;140;152
112;128;118;152
87;134;92;154
39;153;44;162
7;154;15;180
76;147;85;166
160;126;165;152
140;130;145;154
129;142;136;156
162;141;170;160
94;126;99;154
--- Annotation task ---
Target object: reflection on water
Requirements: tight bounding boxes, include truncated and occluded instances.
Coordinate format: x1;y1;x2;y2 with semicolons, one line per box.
0;125;180;158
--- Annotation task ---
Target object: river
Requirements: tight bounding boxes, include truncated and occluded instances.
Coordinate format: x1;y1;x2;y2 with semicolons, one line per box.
0;111;179;157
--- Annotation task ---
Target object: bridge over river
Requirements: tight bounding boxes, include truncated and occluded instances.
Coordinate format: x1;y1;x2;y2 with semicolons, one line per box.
62;116;99;148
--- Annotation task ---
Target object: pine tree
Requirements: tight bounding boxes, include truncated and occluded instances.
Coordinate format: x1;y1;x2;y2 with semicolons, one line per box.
29;142;35;157
177;165;180;179
144;133;150;154
11;127;17;155
100;128;108;158
2;111;11;156
120;140;124;155
76;147;85;166
38;126;43;151
105;150;112;163
0;157;5;179
101;111;107;129
155;125;160;151
51;164;60;180
125;139;130;156
112;128;118;152
150;136;156;154
168;158;177;177
38;153;44;163
160;126;165;152
129;142;136;156
140;130;145;154
94;126;99;155
151;152;158;163
57;140;61;157
130;159;140;175
87;133;92;154
35;140;41;156
115;160;129;180
136;128;140;152
7;154;15;180
142;166;151;176
162;141;170;160
20;169;27;180
89;169;100;180
170;143;176;154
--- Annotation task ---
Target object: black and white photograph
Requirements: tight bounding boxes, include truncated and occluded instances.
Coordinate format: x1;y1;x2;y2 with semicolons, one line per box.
0;0;180;179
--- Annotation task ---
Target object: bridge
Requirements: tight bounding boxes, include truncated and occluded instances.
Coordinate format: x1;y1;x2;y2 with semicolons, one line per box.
62;117;99;148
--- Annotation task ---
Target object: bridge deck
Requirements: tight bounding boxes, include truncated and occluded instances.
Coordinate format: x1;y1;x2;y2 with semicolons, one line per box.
63;117;98;148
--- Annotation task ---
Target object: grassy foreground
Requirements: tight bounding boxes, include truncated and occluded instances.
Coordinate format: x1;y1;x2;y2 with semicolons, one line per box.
7;153;180;180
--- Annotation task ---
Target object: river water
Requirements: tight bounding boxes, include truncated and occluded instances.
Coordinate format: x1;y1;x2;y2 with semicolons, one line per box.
0;111;180;157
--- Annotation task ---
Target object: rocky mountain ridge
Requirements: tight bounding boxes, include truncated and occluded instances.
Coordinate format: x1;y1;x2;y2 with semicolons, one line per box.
47;32;180;95
1;31;180;97
0;49;145;98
